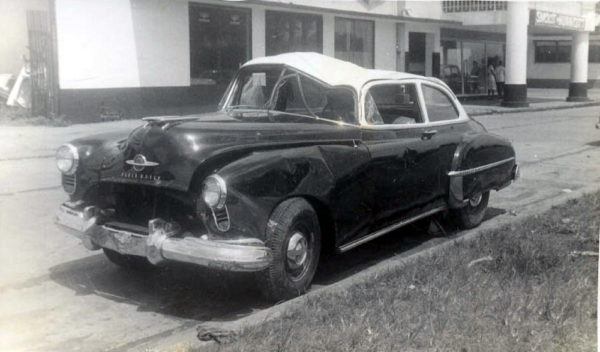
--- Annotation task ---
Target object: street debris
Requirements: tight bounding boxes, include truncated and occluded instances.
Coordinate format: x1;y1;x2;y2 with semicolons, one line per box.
569;251;598;258
467;255;494;268
197;324;238;344
6;64;30;109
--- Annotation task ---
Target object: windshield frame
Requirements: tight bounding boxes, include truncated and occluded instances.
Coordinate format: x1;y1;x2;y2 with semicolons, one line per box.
220;64;360;126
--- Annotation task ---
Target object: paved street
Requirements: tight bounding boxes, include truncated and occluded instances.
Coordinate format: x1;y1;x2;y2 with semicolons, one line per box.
1;106;600;351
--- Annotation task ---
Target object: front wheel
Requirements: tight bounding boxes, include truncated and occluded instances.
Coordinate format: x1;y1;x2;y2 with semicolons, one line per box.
259;198;321;302
451;191;490;229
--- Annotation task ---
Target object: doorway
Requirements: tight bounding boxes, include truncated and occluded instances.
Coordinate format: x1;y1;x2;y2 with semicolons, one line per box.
407;32;426;75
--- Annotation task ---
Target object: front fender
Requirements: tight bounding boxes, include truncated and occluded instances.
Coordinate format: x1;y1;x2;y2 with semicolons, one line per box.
448;132;516;208
207;146;337;241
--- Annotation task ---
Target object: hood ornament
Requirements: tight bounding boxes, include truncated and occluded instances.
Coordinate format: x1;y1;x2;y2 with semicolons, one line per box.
126;154;159;172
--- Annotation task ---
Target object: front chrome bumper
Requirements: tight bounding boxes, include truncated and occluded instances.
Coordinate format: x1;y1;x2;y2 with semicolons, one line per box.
55;202;271;272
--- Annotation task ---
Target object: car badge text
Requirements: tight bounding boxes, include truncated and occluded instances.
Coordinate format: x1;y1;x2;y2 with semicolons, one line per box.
126;154;159;172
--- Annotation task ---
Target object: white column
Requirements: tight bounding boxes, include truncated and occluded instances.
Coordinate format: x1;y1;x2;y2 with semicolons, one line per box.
322;14;335;57
502;0;529;106
375;21;396;71
396;23;408;71
567;31;590;101
571;31;589;83
251;7;265;58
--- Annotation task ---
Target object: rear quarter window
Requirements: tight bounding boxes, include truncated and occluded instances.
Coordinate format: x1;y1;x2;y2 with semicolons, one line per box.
421;85;460;122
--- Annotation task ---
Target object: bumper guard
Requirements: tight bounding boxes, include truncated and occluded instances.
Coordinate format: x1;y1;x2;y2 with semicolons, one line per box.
55;203;271;272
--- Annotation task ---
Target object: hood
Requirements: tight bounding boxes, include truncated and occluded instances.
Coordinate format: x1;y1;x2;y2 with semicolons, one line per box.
78;112;359;191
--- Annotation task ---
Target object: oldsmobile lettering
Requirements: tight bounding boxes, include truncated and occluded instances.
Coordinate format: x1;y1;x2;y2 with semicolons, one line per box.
120;171;161;181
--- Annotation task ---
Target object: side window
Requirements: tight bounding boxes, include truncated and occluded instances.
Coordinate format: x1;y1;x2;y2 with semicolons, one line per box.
273;73;357;124
365;83;423;125
300;76;356;124
421;85;460;122
273;75;307;114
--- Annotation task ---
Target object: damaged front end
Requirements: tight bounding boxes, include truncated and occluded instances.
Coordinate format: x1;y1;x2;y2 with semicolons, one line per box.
55;198;272;272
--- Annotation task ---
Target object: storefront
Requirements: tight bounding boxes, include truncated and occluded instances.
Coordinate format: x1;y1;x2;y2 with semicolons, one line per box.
440;28;505;96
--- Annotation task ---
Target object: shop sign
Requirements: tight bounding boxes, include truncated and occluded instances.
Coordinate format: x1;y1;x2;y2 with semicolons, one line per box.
531;10;585;31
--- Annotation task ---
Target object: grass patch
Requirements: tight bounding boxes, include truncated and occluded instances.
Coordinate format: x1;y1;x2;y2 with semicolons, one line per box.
198;193;599;352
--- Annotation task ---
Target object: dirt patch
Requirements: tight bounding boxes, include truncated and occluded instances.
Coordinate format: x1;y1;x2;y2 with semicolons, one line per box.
0;104;70;126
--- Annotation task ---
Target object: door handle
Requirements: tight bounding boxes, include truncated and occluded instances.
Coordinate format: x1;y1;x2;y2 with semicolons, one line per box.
421;129;438;140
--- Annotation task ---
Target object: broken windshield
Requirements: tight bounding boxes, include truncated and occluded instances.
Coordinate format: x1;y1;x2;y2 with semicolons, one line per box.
226;67;284;111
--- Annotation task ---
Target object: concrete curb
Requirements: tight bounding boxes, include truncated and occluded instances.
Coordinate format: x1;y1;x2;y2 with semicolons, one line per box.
137;183;600;352
467;100;600;117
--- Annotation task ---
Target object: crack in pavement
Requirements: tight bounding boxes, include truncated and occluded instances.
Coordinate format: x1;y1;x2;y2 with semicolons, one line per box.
0;154;55;162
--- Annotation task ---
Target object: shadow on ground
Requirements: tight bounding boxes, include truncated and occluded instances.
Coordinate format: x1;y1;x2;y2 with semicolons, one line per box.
49;207;505;322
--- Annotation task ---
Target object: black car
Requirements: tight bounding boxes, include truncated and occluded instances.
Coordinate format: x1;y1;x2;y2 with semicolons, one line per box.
55;53;518;300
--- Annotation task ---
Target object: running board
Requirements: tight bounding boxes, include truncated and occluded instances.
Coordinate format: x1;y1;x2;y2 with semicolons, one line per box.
338;206;447;253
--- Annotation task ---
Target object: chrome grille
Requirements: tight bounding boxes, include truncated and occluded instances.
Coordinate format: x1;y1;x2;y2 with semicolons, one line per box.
212;207;230;232
62;174;76;194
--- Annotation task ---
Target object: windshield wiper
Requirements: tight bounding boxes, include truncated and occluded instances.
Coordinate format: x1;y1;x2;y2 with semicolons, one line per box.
226;105;268;112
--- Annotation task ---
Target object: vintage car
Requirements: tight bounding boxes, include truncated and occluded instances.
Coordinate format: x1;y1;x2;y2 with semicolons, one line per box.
55;52;518;300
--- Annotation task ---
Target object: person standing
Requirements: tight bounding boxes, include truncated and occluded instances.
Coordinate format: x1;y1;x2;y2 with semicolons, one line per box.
487;62;496;98
496;60;506;98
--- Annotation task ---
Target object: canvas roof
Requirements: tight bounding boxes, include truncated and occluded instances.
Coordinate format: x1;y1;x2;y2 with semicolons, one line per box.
243;52;440;91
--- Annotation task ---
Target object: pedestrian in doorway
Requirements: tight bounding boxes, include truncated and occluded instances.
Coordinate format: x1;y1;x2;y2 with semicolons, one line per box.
487;62;496;98
496;60;505;98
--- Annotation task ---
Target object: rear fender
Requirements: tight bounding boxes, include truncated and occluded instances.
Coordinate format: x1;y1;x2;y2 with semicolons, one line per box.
448;133;516;208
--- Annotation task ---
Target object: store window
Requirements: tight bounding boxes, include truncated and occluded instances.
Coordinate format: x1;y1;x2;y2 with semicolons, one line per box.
334;18;374;68
534;40;571;63
266;11;322;55
440;39;504;96
189;4;251;86
589;41;600;63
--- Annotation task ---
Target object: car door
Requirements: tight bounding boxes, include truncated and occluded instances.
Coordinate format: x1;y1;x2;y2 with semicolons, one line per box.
418;82;471;199
358;80;439;230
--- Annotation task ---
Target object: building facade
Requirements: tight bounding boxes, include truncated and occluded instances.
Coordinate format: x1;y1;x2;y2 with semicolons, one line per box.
22;0;600;121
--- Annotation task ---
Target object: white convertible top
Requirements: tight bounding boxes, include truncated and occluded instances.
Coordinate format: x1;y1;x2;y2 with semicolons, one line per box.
243;52;446;91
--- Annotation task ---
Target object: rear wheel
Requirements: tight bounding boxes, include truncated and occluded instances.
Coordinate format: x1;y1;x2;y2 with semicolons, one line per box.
103;248;155;271
259;198;321;302
451;191;489;229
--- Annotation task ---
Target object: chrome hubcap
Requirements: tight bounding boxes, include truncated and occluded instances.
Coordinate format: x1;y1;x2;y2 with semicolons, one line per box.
469;192;483;207
286;232;308;271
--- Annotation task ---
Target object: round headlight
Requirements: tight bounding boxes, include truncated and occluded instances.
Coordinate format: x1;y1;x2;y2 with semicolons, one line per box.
56;144;79;175
202;174;227;209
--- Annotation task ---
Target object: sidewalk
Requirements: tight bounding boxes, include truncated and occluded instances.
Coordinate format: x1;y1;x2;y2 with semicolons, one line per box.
463;88;600;116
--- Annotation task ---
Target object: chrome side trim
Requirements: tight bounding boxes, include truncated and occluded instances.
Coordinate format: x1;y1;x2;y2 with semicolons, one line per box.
448;157;515;177
339;206;446;253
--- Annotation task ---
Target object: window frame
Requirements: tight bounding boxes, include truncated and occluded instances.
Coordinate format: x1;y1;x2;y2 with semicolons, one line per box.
589;40;600;63
265;10;323;56
361;81;426;127
334;17;375;69
270;69;359;125
188;3;252;85
420;83;462;123
220;64;360;126
534;40;571;63
359;79;468;129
